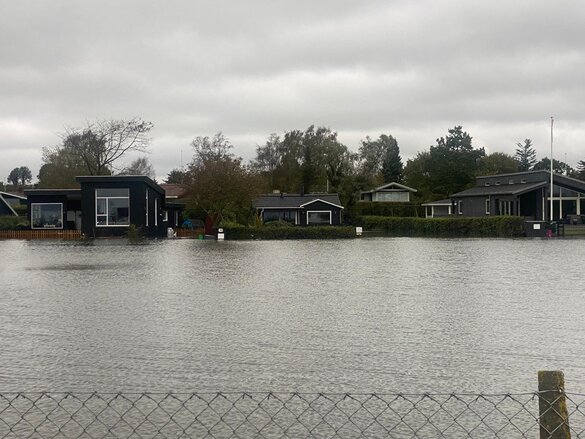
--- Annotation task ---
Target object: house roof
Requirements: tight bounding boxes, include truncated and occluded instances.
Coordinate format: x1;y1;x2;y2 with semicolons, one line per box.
159;183;188;198
0;191;27;201
24;189;82;200
361;182;417;194
75;175;164;194
451;181;547;198
253;193;343;209
421;199;452;206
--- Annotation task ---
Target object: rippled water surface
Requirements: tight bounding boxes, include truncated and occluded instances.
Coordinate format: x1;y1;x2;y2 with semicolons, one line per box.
1;238;584;393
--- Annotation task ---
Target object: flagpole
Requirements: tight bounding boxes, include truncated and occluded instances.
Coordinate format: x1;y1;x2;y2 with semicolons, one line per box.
550;116;554;221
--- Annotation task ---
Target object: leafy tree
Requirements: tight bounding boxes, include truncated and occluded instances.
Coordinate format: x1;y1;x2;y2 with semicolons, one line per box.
251;125;350;194
8;166;32;186
37;145;92;188
19;166;33;185
358;134;403;185
477;152;519;175
251;133;282;189
7;168;20;186
187;133;264;225
533;157;575;175
190;132;234;168
120;156;156;179
403;151;433;200
514;139;537;171
358;136;387;182
164;168;189;184
404;126;484;201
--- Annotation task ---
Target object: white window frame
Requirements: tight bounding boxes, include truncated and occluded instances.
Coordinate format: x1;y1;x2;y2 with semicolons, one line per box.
458;200;463;215
306;210;332;225
31;203;64;229
162;210;168;222
95;188;130;227
485;198;490;215
154;198;158;226
145;189;149;227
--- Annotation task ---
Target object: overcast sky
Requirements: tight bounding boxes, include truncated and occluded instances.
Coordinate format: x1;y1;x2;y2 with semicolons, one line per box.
1;0;584;182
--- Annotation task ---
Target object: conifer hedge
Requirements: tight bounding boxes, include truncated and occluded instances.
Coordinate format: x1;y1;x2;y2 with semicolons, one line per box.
358;216;525;237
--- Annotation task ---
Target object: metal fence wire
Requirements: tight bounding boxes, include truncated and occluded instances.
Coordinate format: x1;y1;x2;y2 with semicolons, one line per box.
1;391;584;439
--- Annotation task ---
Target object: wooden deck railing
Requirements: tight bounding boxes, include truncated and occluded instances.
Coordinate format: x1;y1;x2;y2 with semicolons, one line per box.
0;229;83;240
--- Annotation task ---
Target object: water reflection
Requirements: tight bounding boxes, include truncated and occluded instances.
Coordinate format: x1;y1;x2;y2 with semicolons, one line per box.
1;238;584;394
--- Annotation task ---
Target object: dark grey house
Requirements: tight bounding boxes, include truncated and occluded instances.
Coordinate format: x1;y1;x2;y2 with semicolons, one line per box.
449;170;585;221
25;189;81;229
25;175;172;237
253;193;344;225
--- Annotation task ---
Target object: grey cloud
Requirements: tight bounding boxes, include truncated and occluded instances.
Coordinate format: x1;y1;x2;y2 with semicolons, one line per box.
1;0;584;181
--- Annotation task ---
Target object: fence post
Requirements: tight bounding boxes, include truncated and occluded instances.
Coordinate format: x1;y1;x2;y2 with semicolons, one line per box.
539;370;571;439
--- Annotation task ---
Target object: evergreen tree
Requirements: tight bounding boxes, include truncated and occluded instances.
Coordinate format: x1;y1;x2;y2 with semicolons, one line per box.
380;135;403;183
514;139;537;171
577;160;585;180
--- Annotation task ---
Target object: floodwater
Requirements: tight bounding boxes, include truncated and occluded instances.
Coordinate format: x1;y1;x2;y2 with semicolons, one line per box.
1;237;584;393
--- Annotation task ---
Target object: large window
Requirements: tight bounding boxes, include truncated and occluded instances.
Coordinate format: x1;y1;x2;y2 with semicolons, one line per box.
263;210;298;224
96;188;130;226
376;191;409;202
307;211;331;225
31;203;63;229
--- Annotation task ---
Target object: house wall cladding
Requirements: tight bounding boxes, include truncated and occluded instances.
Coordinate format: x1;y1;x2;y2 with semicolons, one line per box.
26;193;82;230
299;200;342;226
79;180;165;237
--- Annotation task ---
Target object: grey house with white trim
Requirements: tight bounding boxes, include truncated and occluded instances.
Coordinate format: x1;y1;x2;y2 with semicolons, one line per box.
253;193;344;225
360;182;417;203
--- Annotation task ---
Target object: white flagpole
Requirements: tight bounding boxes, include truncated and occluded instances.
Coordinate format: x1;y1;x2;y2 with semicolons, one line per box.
550;116;554;221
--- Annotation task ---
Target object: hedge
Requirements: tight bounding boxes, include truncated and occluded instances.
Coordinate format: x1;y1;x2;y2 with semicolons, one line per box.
352;202;425;218
358;215;526;238
0;216;29;230
223;225;356;240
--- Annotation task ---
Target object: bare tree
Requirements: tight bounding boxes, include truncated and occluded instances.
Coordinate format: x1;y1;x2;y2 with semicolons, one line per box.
120;156;156;179
61;118;153;175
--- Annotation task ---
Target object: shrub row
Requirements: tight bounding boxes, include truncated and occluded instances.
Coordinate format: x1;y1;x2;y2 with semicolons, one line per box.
223;225;356;240
0;216;29;230
358;216;526;238
352;202;425;218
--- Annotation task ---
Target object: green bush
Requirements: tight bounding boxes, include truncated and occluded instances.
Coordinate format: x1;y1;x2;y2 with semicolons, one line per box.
224;225;356;240
12;204;27;215
358;215;525;238
352;202;425;218
0;216;29;230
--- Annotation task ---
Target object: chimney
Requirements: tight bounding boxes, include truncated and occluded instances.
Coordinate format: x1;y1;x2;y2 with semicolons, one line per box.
300;185;305;196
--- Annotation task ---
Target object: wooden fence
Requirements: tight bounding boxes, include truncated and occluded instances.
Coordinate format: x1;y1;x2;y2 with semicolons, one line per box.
174;228;205;238
0;229;83;240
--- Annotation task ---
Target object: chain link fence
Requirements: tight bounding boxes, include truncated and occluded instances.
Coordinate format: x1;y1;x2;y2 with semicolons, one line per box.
1;391;584;438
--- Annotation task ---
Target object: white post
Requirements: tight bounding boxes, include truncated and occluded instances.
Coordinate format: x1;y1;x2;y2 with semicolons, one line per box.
559;187;563;220
550;116;554;221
